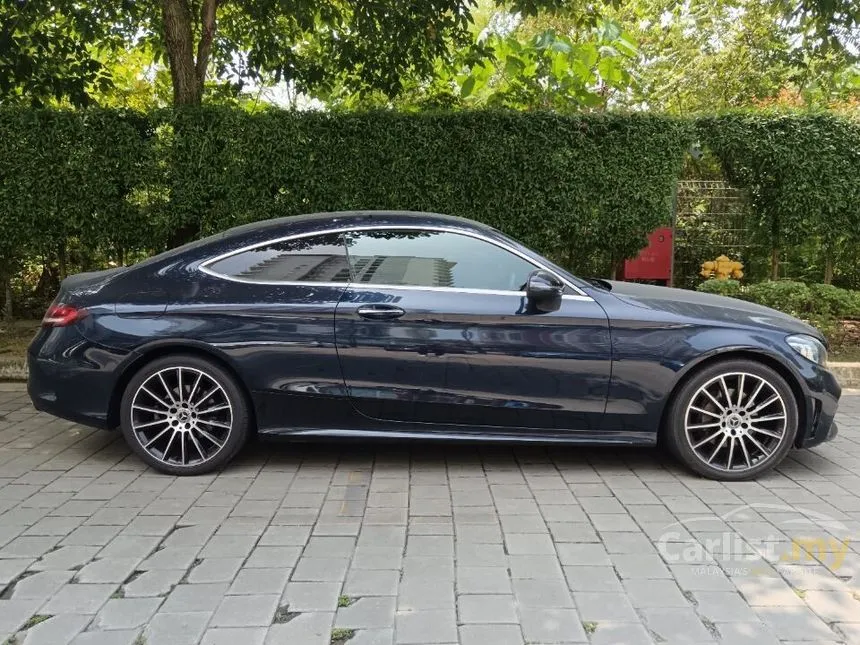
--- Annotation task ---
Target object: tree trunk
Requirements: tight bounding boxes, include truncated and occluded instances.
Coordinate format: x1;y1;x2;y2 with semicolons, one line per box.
770;247;779;280
162;0;202;105
824;252;834;285
2;275;11;322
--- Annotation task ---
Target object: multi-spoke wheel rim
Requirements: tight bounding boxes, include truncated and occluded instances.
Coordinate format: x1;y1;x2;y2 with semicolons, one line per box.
685;372;788;473
131;367;233;467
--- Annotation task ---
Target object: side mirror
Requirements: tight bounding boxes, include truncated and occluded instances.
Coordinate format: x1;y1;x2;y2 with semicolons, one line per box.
526;270;563;313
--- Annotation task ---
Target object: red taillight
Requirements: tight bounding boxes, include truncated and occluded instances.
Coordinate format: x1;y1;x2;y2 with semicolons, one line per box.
42;304;88;327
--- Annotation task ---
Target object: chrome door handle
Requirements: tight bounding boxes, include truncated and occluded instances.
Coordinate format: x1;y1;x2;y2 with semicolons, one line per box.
356;305;406;320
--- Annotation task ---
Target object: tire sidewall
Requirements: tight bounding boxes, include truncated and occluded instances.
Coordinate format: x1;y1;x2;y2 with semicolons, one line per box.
668;360;799;481
120;354;249;476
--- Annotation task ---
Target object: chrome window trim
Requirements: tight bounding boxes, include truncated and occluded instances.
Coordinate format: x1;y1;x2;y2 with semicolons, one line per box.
199;224;591;298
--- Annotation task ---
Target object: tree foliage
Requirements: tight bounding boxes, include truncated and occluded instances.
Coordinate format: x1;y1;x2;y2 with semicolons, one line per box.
0;0;578;106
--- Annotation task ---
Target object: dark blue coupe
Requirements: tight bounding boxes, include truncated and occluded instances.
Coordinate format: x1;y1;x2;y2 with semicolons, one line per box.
28;211;840;480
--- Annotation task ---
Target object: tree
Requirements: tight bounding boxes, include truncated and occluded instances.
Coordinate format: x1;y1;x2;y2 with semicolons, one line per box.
1;0;576;107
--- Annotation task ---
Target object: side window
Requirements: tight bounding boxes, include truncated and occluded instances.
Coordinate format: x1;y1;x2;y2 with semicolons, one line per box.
206;233;350;283
345;230;538;292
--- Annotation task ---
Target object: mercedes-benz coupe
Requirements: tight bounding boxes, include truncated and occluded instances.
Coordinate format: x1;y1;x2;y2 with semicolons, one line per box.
28;211;840;480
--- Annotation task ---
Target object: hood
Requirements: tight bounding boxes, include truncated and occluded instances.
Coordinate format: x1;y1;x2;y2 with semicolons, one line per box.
602;281;823;340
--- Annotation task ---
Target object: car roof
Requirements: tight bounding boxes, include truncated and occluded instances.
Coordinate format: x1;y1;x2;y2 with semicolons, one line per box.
221;210;497;239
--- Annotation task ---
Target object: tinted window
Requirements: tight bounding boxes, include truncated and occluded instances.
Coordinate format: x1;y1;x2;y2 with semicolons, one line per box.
207;233;350;283
345;230;537;291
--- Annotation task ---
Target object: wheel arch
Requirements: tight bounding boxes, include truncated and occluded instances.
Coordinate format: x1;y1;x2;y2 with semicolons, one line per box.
657;349;808;447
108;340;256;431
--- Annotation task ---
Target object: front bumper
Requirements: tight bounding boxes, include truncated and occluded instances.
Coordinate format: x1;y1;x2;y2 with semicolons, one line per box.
795;364;841;449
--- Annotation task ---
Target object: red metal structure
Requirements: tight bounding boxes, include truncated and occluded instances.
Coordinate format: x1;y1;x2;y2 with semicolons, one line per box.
621;226;674;285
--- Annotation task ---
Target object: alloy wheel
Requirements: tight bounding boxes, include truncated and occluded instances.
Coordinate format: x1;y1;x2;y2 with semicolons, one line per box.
130;366;233;467
684;371;788;473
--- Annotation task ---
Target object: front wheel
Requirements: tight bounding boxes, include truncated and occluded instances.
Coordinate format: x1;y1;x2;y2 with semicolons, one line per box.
665;360;799;481
120;354;250;475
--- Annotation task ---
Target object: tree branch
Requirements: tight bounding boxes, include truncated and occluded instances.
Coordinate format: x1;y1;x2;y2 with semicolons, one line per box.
196;0;218;91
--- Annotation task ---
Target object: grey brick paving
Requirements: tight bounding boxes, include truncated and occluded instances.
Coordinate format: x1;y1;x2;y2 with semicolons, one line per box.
1;384;860;644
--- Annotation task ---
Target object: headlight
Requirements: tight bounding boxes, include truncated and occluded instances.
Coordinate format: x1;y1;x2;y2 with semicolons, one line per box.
786;334;828;366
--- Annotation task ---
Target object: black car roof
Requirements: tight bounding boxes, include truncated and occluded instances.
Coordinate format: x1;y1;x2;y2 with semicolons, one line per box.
221;210;495;238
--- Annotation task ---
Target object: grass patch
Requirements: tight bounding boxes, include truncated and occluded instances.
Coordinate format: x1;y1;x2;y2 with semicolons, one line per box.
582;621;598;635
330;628;355;644
337;595;356;608
22;615;52;629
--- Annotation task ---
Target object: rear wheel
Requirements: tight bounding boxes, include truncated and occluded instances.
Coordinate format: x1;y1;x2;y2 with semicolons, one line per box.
120;354;250;475
666;360;798;481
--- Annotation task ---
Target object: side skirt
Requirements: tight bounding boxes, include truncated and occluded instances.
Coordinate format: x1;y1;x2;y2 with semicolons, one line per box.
257;427;657;446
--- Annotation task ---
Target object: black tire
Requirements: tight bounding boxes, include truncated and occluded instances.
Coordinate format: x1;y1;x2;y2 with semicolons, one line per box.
665;359;799;481
120;354;250;476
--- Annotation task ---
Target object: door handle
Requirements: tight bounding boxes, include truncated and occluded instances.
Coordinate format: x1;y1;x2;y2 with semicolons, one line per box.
356;305;406;320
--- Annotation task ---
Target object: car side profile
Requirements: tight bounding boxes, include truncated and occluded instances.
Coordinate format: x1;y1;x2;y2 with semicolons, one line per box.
28;211;841;480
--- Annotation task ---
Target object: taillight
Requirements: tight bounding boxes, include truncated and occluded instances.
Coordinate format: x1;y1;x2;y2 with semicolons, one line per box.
42;304;88;327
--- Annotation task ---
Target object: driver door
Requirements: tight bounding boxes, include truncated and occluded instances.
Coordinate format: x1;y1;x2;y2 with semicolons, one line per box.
333;228;611;432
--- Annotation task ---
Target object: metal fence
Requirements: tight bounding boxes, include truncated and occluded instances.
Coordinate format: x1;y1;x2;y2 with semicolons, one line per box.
673;180;759;289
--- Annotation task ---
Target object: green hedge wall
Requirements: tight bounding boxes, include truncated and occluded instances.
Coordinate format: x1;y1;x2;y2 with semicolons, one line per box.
697;113;860;280
0;107;691;280
2;107;860;302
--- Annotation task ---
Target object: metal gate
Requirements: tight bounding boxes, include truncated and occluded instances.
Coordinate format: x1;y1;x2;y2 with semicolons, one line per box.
673;180;756;289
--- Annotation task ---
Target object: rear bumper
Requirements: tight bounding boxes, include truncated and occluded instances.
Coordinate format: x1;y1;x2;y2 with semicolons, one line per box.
27;326;126;431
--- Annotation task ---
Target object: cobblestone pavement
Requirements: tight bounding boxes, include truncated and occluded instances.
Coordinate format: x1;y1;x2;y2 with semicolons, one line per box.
1;383;860;645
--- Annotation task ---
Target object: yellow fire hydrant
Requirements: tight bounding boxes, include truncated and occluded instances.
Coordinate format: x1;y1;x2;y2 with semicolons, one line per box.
701;255;744;280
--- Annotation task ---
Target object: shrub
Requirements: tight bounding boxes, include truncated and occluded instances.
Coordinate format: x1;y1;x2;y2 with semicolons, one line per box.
696;279;742;298
741;281;812;318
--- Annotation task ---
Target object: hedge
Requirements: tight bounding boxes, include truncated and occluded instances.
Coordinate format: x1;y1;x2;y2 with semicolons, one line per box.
2;107;860;310
697;113;860;281
697;279;860;345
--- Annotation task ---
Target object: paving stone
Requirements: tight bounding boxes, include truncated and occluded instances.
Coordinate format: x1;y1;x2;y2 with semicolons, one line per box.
144;611;211;645
456;567;512;594
9;570;73;600
397;579;455;610
693;590;760;622
69;630;140;645
573;592;639;622
76;557;140;584
245;546;301;568
123;569;184;597
802;589;860;622
228;568;290;595
41;583;116;614
97;535;160;560
336;596;397;629
94;596;162;629
458;594;518;623
713;621;781;645
623;578;690;608
162;582;229;613
201;627;268;645
395;609;458;644
0;597;43;633
641;607;716;643
511;578;574;608
755;605;839;640
458;624;524;645
210;593;279;627
18;613;89;645
281;581;341;611
345;627;394;645
588;622;654;645
187;557;243;583
343;568;400;596
264;611;333;645
520;607;587;643
292;557;350;582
